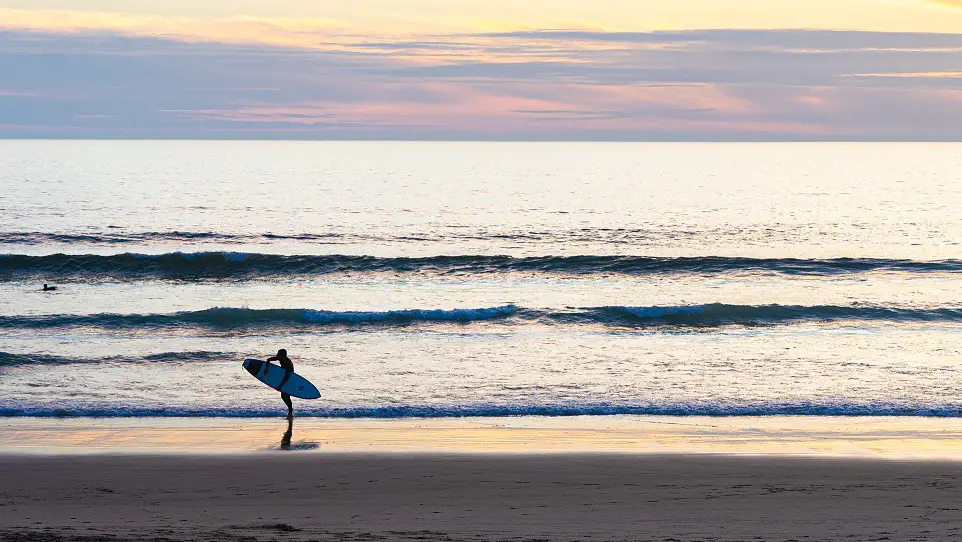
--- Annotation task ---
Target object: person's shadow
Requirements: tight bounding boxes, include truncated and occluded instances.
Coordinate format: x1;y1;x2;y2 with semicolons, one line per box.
279;417;319;451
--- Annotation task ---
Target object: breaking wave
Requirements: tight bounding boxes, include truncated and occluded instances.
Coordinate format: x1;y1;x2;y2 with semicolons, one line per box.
1;303;960;331
0;305;520;330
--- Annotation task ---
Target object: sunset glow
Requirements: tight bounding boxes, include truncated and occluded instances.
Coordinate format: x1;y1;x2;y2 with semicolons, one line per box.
3;1;962;139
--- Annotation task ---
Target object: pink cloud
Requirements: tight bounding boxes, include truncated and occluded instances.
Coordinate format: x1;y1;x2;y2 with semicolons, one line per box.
0;90;42;97
161;79;821;136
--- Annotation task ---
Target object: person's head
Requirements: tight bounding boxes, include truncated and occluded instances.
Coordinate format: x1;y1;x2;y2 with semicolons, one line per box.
277;348;287;358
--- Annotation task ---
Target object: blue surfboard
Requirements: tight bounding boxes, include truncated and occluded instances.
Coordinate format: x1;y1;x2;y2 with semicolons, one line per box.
243;359;321;400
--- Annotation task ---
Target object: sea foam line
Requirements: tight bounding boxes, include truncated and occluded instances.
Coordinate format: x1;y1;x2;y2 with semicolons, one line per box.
3;401;962;418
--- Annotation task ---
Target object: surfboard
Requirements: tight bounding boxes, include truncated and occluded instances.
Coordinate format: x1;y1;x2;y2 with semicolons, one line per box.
243;359;321;400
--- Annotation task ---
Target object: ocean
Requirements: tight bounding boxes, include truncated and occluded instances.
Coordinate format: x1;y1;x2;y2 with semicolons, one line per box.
1;140;961;418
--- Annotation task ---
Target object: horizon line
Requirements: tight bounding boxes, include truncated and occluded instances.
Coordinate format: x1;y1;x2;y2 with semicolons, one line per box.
3;137;962;143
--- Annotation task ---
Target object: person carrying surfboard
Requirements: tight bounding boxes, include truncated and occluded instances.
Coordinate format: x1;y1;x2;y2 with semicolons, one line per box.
241;354;320;414
265;349;295;418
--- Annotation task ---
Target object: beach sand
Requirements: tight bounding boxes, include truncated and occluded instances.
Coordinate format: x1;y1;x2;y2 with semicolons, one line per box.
2;417;962;541
2;453;961;541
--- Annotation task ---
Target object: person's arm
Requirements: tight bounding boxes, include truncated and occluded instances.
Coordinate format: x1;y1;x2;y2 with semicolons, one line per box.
264;356;278;375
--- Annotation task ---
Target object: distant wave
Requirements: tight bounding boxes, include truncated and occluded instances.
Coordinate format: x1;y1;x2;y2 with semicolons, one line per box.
3;252;961;281
2;303;961;332
0;351;232;367
0;227;881;248
0;231;350;245
4;401;962;418
0;229;733;247
576;304;962;325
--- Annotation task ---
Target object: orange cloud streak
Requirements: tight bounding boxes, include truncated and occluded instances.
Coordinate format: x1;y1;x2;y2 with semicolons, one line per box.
843;71;962;78
0;8;588;66
0;8;345;49
927;0;962;8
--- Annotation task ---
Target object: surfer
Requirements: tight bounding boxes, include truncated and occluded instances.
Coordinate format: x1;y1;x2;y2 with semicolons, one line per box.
42;284;58;291
265;348;295;418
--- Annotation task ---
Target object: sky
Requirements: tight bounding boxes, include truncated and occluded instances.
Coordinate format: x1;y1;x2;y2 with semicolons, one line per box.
3;1;962;140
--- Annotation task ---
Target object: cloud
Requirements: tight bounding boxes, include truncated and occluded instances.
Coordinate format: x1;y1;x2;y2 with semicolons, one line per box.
0;8;346;49
842;71;962;78
4;27;962;139
927;0;962;8
0;89;42;97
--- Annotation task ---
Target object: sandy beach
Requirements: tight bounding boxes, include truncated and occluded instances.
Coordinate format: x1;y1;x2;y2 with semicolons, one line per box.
1;452;961;541
2;417;962;541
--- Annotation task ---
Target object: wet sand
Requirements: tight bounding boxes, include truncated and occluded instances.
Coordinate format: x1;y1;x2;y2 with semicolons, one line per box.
1;453;961;541
5;415;962;457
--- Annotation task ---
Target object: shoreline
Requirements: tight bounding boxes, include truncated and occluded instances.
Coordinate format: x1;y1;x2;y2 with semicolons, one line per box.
4;414;962;459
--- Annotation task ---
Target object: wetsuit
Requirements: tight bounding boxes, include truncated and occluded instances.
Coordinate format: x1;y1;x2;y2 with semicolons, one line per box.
266;353;295;417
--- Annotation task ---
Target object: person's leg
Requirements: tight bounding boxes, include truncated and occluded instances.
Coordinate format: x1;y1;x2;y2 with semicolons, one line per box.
281;392;293;418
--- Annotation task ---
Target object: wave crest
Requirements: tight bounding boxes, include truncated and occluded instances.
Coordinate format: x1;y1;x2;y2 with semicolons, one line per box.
1;304;960;331
0;305;519;330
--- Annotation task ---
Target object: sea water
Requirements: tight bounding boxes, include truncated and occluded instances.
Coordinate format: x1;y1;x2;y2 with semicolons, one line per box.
1;141;961;417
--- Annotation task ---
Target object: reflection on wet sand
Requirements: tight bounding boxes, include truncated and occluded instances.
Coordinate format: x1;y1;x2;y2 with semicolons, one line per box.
280;417;319;451
281;417;292;450
5;416;962;458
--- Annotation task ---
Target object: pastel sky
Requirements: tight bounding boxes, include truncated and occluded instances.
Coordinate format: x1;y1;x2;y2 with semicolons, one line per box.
3;0;962;139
